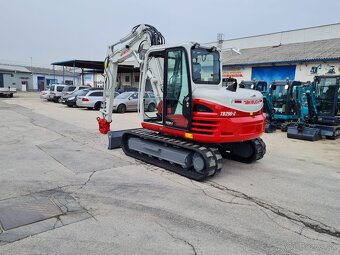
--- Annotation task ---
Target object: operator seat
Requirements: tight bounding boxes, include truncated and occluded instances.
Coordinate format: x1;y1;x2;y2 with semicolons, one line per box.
192;63;202;81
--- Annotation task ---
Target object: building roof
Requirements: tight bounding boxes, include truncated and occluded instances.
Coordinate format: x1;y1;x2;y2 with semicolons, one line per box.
51;59;139;73
52;60;104;70
0;64;30;73
26;66;76;76
222;38;340;66
0;63;77;76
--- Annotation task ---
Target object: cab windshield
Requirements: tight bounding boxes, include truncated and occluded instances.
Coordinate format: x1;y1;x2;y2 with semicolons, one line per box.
191;47;220;84
271;84;288;113
314;77;339;116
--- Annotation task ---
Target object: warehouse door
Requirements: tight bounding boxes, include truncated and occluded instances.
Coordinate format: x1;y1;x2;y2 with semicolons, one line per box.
251;66;296;89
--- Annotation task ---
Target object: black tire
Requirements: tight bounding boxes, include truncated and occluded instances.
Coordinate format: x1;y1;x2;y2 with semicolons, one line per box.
67;104;73;108
117;104;126;113
94;101;101;110
10;93;13;98
147;103;156;112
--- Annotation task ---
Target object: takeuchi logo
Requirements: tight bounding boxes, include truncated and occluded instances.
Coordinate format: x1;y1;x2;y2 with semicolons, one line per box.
243;99;262;104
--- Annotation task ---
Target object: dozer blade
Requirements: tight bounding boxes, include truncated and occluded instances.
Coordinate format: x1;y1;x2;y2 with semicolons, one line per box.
287;124;321;141
265;121;276;133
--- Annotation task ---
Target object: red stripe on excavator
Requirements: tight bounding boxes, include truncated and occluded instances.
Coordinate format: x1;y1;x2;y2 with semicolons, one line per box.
142;98;265;144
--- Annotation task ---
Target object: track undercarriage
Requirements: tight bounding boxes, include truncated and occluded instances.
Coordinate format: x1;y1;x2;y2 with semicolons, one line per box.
120;129;266;181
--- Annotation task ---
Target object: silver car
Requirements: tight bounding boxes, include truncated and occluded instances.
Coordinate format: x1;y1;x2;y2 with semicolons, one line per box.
112;91;157;113
39;89;51;100
76;90;119;110
61;85;91;99
76;90;104;110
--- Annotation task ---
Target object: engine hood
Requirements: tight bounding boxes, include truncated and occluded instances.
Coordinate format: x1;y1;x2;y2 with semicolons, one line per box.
192;87;263;112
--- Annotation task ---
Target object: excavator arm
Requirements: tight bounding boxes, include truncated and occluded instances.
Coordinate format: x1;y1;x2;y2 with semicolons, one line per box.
97;24;165;134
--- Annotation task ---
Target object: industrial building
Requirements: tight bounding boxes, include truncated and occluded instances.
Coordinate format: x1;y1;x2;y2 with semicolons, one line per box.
220;23;340;85
0;64;78;91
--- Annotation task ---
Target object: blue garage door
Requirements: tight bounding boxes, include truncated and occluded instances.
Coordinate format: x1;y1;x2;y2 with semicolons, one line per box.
251;66;296;89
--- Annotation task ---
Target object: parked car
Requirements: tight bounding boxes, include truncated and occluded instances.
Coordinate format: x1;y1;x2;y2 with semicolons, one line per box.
116;86;138;93
112;91;156;113
49;84;70;103
39;89;51;100
62;89;90;107
61;85;91;98
76;90;118;110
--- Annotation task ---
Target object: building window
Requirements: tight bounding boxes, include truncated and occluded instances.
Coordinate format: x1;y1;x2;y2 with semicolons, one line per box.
125;76;130;83
135;75;139;83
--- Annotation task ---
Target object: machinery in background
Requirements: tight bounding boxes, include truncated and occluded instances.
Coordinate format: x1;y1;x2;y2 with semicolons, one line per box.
287;75;340;141
98;24;266;181
266;80;303;132
238;80;276;132
239;80;268;92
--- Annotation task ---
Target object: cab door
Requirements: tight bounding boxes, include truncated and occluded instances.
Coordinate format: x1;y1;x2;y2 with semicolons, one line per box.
163;48;192;130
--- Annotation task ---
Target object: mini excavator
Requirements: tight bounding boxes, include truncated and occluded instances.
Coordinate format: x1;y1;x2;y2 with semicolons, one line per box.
97;24;266;181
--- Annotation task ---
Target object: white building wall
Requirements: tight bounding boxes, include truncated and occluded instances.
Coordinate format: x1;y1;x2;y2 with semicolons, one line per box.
120;72;140;87
223;66;252;83
217;23;340;50
94;73;105;88
295;61;340;82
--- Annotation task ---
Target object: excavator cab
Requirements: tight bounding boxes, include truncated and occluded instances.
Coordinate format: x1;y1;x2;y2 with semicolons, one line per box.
141;44;221;132
239;80;267;92
269;80;302;115
314;76;340;124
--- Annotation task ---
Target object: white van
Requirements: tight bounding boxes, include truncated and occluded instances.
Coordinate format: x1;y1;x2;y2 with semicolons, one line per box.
49;84;69;102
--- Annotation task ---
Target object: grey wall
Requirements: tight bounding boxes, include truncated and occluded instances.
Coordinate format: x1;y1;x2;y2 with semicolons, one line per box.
0;72;33;91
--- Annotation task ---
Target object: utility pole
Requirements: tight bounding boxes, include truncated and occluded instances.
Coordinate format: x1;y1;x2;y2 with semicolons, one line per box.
30;57;33;91
217;33;224;50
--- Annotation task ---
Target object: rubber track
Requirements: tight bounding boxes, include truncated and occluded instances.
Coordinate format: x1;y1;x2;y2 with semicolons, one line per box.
219;137;266;163
121;129;222;181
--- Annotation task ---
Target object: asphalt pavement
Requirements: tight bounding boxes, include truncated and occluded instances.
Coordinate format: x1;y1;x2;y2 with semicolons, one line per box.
0;93;339;254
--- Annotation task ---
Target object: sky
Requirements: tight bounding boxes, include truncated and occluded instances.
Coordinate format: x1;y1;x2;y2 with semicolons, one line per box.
0;0;340;67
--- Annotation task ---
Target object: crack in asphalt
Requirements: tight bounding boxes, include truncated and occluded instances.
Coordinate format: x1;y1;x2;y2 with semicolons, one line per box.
80;171;97;189
156;221;197;255
53;216;64;229
206;181;340;242
257;206;337;244
201;189;252;207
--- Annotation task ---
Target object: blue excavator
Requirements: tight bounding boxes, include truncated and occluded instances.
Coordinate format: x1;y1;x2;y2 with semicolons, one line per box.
239;79;303;132
287;75;340;141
